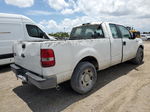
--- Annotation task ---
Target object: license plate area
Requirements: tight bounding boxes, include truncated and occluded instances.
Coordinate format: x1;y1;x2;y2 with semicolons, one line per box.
11;64;28;81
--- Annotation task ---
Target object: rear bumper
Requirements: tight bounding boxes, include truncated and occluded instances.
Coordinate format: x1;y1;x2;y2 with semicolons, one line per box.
10;64;57;89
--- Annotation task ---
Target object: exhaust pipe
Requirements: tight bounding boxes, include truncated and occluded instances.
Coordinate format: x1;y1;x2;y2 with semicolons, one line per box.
17;75;27;82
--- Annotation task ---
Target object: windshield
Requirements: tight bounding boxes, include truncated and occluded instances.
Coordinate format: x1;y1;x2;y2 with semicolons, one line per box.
70;25;104;40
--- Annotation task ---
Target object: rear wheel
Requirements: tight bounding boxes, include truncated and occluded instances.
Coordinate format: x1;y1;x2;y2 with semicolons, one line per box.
71;62;97;94
132;47;144;64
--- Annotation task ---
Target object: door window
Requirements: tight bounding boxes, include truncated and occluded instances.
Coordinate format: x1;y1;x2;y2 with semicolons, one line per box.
109;24;120;38
118;25;131;39
26;25;39;37
26;25;49;39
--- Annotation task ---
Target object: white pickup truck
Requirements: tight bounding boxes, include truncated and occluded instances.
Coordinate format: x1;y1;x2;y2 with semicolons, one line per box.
11;22;144;94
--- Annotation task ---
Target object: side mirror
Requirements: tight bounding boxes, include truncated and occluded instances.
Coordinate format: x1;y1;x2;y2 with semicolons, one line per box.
130;32;136;39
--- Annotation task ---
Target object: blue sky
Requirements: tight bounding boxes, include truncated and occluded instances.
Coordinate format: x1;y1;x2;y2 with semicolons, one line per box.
0;0;150;33
0;0;80;22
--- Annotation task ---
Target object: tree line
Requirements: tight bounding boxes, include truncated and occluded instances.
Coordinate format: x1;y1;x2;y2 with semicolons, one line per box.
48;32;69;40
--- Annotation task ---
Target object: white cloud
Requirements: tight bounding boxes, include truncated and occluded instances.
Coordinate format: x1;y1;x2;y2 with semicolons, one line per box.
61;9;74;15
75;0;150;16
38;14;150;33
5;0;34;8
48;0;69;10
26;10;53;16
38;16;100;32
47;0;150;16
48;0;79;15
44;0;150;32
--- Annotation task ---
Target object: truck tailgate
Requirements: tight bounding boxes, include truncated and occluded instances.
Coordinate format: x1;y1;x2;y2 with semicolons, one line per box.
14;41;42;75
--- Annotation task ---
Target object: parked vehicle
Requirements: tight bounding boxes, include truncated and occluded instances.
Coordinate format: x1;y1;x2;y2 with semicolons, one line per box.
141;34;148;41
0;13;54;66
141;34;150;41
11;22;144;94
145;34;150;40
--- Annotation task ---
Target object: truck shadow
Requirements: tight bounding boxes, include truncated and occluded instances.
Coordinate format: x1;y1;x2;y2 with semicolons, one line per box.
0;65;11;74
13;62;143;112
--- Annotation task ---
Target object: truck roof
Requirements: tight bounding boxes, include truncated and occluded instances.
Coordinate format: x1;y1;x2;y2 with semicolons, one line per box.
75;22;124;28
73;22;103;28
82;22;103;26
0;13;34;23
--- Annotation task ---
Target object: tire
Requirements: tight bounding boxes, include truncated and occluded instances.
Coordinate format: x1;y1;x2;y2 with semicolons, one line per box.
71;62;97;94
132;47;144;65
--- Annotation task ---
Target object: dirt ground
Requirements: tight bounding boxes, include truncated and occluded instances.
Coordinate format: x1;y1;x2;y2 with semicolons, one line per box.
0;42;150;112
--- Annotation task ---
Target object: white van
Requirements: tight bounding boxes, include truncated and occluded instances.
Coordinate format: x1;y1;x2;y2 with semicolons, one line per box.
0;13;54;66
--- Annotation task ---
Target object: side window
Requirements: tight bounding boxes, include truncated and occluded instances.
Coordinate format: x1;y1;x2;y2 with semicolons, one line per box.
26;25;49;39
118;25;131;38
37;27;49;39
109;24;120;38
26;25;39;37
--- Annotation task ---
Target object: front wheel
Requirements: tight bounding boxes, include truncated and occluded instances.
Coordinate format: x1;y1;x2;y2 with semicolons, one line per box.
131;47;144;64
71;62;97;94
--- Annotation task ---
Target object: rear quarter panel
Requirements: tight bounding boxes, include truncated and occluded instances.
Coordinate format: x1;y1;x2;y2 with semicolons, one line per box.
41;38;111;83
41;41;73;83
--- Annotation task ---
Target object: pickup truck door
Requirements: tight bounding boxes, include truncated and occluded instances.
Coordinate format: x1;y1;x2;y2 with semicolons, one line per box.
117;25;138;62
109;24;122;66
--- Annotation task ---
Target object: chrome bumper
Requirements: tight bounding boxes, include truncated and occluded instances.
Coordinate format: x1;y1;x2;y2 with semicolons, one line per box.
10;64;57;89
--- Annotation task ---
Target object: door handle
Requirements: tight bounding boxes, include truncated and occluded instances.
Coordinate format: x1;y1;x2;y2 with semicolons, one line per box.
22;44;26;49
123;41;126;46
21;53;25;58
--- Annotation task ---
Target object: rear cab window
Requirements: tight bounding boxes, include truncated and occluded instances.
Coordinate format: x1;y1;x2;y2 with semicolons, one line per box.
70;24;105;40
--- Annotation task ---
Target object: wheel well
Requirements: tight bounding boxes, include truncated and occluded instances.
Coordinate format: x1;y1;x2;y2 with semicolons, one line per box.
78;56;99;70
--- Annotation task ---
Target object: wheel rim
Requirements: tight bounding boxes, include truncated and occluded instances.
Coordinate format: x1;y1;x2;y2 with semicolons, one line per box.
80;68;94;88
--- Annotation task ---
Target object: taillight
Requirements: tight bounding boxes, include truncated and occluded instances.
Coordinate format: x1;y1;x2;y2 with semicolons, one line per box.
41;49;55;67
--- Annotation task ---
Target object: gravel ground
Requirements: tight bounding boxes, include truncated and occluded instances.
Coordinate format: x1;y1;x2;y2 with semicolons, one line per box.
0;41;150;112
